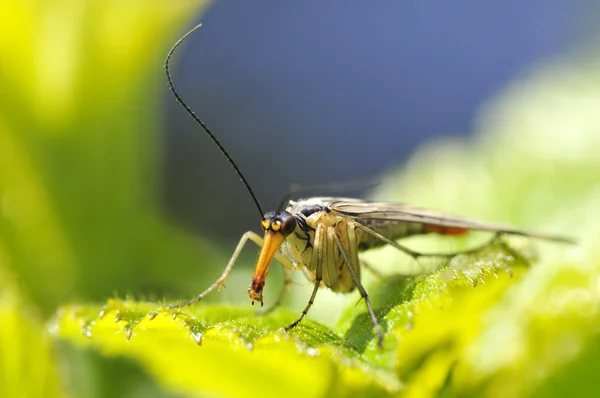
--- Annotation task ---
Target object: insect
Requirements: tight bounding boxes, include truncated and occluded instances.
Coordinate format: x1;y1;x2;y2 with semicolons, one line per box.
164;24;574;347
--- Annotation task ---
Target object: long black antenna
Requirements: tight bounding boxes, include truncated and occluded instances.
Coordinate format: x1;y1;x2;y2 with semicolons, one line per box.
165;23;264;217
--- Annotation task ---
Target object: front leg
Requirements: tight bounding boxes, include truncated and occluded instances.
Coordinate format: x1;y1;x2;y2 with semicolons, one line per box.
285;224;326;331
166;231;293;309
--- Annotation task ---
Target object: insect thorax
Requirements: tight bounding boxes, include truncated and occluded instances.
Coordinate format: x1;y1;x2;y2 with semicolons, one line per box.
279;199;360;293
278;206;327;271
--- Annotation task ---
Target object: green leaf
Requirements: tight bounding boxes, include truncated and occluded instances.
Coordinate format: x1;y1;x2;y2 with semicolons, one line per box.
0;0;215;316
0;267;66;398
51;240;543;398
52;301;387;398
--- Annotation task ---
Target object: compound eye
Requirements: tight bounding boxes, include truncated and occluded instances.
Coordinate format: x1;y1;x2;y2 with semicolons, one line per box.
280;214;297;236
261;219;271;231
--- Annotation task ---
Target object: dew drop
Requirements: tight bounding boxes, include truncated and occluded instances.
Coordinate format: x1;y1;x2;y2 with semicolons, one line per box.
192;332;203;345
306;347;319;357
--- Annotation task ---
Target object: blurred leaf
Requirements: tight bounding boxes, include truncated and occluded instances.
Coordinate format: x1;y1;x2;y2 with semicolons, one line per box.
363;51;600;397
0;1;216;397
0;266;66;398
53;300;384;398
52;241;543;398
0;0;217;316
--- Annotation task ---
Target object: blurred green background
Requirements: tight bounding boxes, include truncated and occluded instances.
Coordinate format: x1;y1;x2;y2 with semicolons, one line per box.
1;1;600;398
0;0;221;317
0;1;216;397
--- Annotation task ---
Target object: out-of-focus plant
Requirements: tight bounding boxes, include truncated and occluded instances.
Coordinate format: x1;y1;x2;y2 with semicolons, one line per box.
53;241;531;398
0;267;66;398
0;0;212;396
0;0;215;314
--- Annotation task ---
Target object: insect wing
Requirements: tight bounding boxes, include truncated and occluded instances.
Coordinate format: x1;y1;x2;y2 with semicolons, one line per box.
325;198;574;244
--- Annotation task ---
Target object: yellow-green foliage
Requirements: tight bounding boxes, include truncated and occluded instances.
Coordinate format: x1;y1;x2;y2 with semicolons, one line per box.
51;229;600;397
0;0;214;316
53;242;537;398
0;268;66;398
1;1;600;397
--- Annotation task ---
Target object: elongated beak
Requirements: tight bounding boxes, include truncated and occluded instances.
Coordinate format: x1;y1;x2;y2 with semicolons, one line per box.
248;230;286;306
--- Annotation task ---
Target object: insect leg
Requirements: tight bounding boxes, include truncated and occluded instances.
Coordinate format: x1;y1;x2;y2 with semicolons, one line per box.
354;222;503;259
285;224;326;330
416;233;504;258
256;267;292;316
166;231;293;309
352;222;423;259
330;226;384;348
345;221;384;278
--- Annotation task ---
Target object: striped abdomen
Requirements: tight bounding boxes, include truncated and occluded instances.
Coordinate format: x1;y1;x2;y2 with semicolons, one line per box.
355;218;467;251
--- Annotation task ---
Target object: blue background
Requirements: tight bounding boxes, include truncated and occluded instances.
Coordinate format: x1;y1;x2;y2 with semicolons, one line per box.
163;1;593;241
